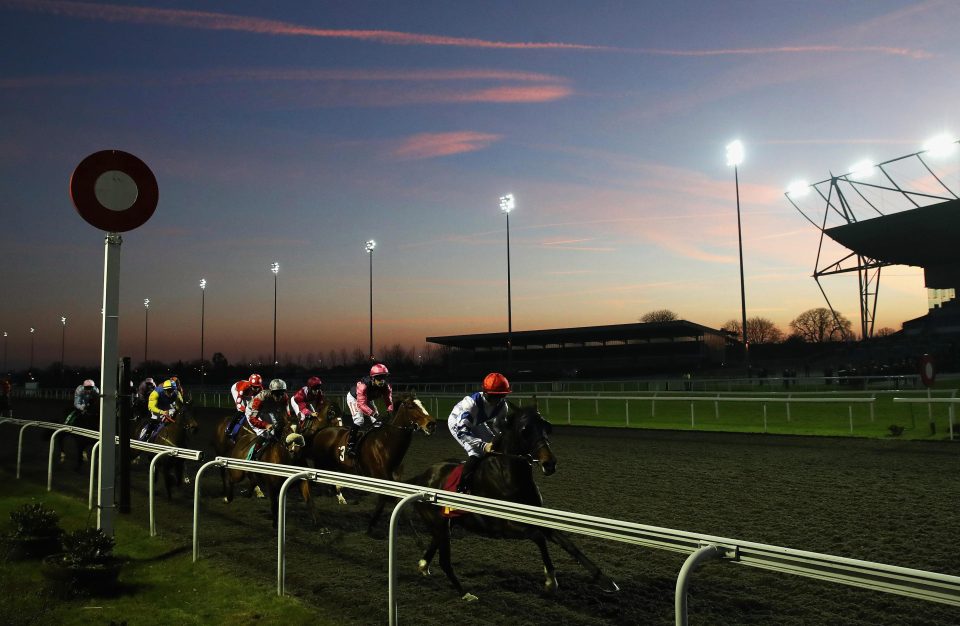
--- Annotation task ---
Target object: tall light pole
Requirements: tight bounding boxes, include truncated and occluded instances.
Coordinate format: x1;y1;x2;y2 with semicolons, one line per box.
29;327;35;372
726;140;749;374
143;298;150;363
499;194;515;370
2;331;7;374
199;279;206;385
365;240;376;360
271;262;279;372
60;316;66;374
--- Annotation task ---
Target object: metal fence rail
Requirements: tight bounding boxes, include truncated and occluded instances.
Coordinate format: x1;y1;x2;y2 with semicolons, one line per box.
0;417;203;536
191;456;960;626
893;397;958;440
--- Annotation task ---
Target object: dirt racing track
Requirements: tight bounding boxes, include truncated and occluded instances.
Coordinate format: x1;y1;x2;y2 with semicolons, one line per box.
3;399;960;625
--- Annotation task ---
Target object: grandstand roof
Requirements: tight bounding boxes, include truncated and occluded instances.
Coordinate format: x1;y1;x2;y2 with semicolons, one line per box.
824;198;960;274
427;320;727;349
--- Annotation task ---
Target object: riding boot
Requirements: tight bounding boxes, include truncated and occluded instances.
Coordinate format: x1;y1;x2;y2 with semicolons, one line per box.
457;455;483;494
346;425;360;458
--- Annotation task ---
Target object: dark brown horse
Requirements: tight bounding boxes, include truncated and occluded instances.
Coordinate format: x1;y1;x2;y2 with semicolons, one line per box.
308;393;436;532
213;411;310;528
294;397;343;446
150;402;199;500
407;403;619;601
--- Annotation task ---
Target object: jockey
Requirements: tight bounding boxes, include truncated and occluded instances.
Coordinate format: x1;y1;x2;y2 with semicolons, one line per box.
133;377;156;420
226;373;263;440
290;376;325;430
66;379;99;425
447;372;511;493
245;379;291;458
345;363;394;457
141;379;183;441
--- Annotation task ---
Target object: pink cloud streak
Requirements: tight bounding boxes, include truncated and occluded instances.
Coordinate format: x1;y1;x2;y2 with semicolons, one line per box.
2;0;932;58
390;131;503;160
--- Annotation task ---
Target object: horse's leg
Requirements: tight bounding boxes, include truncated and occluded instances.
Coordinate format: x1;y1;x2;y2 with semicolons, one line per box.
367;495;389;536
299;480;318;526
418;536;439;576
525;528;558;593
163;458;174;501
544;528;619;593
435;520;474;601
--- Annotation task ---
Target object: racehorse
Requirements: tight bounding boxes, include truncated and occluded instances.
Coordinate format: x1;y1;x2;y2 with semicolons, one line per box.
213;412;310;528
149;402;199;500
294;398;343;446
407;403;619;601
308;393;436;533
58;406;99;472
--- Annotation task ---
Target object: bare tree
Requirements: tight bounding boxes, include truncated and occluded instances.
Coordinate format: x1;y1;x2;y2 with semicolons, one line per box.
722;317;784;344
789;308;852;342
874;327;897;337
640;309;679;323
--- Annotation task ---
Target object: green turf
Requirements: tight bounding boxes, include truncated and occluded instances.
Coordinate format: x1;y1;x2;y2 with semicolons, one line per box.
0;479;334;626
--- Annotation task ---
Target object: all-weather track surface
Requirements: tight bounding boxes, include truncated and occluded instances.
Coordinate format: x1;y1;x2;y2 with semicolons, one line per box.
2;399;959;625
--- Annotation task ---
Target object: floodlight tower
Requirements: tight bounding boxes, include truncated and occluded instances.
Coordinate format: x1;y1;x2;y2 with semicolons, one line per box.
60;316;66;374
499;194;515;370
271;263;279;372
143;299;150;363
726;140;749;373
29;327;35;372
366;240;376;360
199;279;206;385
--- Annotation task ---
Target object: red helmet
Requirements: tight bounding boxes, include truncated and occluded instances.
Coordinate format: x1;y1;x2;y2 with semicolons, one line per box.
248;374;263;386
482;372;511;395
306;376;322;389
369;363;389;377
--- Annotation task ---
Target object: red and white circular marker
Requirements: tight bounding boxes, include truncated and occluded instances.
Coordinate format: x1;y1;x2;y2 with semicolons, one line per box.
919;354;936;387
70;150;158;232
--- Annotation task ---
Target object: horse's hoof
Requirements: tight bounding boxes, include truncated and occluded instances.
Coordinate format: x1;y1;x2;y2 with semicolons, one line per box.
417;559;431;576
223;496;229;503
336;494;347;505
81;451;89;462
544;567;558;593
461;592;479;602
254;486;265;499
598;576;620;593
183;476;191;485
58;452;66;463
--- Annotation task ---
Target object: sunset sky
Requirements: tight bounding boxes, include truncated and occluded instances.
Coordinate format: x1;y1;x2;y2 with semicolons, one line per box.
2;0;959;369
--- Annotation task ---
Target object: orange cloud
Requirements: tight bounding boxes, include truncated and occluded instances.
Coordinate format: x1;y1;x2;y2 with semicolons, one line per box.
390;132;502;160
2;1;932;58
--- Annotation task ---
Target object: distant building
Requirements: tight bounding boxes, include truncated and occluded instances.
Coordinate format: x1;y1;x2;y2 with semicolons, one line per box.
427;320;731;378
903;298;960;337
928;288;956;310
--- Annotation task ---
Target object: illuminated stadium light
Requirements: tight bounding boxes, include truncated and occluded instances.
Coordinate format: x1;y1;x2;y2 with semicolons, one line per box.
270;262;279;275
199;278;206;290
848;159;875;180
725;140;744;167
499;194;515;214
786;180;811;197
365;240;376;253
922;133;958;159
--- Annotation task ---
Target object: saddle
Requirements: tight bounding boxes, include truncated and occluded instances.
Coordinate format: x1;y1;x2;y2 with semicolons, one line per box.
440;464;468;518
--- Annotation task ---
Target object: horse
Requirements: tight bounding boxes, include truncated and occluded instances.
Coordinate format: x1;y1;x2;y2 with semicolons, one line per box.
213;411;310;528
407;403;619;601
308;393;436;533
149;402;199;500
294;398;343;446
57;406;99;472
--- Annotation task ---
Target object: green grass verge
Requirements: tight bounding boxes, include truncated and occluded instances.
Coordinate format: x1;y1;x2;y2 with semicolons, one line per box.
0;477;333;626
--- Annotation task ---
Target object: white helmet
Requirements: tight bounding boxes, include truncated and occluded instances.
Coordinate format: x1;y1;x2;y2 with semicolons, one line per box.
269;379;287;392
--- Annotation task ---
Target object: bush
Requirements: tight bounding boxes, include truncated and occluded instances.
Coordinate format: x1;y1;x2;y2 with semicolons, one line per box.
10;502;61;539
60;528;115;568
888;424;905;437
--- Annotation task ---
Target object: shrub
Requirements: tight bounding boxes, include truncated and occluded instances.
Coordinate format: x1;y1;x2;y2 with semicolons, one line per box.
10;502;61;539
888;424;905;437
61;528;115;568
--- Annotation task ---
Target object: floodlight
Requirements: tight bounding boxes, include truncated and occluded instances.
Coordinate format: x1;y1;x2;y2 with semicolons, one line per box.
271;262;280;275
786;181;811;197
499;194;515;213
144;298;150;308
29;327;34;333
725;140;744;167
365;240;376;253
199;278;207;290
61;316;66;325
848;160;875;180
922;133;958;159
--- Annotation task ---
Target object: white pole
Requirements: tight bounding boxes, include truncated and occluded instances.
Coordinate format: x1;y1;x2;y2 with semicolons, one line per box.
98;233;121;536
848;405;853;434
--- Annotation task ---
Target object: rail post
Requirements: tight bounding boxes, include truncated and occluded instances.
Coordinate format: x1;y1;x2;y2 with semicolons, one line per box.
47;427;71;491
278;470;315;596
762;403;768;433
675;544;724;626
849;405;854;434
389;491;432;626
89;441;101;510
149;450;175;536
567;399;571;425
714;394;719;419
690;401;695;428
17;421;41;479
786;394;791;422
193;459;224;562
